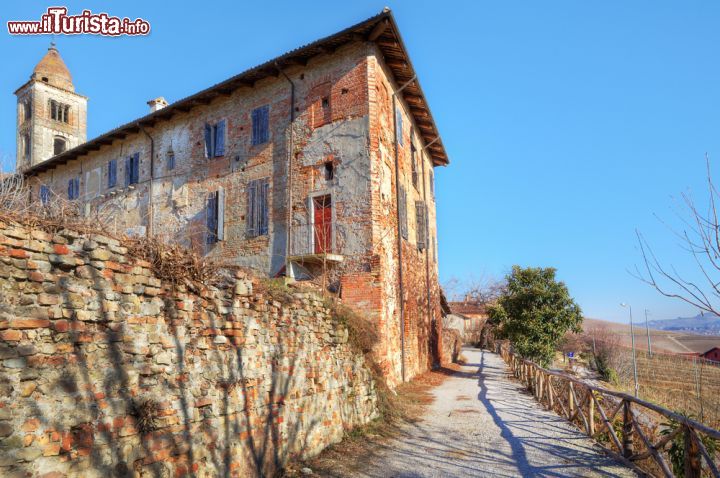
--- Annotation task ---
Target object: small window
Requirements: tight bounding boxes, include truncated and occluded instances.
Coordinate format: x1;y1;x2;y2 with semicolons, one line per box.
167;152;175;171
40;185;50;205
125;153;140;186
23;98;32;121
321;97;330;108
53;137;67;156
251;105;270;145
41;77;48;83
324;162;334;181
206;189;225;244
68;177;80;200
22;133;31;162
247;178;269;237
49;100;69;123
204;120;226;158
108;159;117;188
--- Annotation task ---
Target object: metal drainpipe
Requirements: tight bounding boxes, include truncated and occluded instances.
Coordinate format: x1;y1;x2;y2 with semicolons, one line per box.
276;63;296;277
138;123;155;238
392;75;416;383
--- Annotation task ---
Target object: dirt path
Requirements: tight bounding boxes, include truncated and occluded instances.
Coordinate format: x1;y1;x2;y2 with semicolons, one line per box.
342;348;635;478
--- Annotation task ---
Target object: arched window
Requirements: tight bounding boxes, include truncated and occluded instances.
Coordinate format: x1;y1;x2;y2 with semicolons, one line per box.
24;98;32;121
53;137;67;156
23;133;31;162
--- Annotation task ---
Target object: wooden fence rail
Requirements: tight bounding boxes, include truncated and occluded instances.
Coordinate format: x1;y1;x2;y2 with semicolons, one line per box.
496;343;720;478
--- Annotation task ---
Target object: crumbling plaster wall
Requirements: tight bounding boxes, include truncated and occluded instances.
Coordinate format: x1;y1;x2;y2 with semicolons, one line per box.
0;222;378;477
29;42;375;281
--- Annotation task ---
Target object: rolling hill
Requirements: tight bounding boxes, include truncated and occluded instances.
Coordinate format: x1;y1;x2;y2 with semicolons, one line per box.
583;317;720;355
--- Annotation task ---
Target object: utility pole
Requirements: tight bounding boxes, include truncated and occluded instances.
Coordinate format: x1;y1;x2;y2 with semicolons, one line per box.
644;309;652;358
621;303;639;397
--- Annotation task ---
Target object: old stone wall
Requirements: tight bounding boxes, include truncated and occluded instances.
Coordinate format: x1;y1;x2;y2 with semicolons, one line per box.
0;222;378;478
441;328;462;365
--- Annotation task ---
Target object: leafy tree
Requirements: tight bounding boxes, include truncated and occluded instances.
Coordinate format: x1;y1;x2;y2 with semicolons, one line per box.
488;266;583;365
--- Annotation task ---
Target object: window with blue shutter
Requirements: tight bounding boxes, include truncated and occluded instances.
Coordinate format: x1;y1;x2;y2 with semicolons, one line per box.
204;120;226;157
108;159;117;188
415;200;427;251
252;105;269;145
125;153;139;186
396;109;403;146
167;153;175;170
399;185;408;240
40;185;50;205
247;178;269;237
214;120;225;157
68;177;80;200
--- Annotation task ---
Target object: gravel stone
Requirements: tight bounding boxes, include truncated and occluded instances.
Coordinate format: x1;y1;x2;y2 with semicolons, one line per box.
345;348;636;478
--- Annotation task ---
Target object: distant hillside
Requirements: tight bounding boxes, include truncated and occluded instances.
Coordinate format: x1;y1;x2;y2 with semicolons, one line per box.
583;317;720;354
647;313;720;335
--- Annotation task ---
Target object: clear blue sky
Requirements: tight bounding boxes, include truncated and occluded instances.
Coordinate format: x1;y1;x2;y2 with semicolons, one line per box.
3;1;719;323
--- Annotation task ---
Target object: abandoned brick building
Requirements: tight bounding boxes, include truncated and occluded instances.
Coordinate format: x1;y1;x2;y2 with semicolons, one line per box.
15;9;449;386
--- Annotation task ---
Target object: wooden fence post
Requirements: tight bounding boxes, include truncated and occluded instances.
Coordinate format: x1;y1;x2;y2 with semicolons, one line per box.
568;382;574;420
548;376;554;409
684;426;701;478
622;400;633;458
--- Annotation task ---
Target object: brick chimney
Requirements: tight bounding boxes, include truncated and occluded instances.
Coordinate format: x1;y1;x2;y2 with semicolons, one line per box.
147;97;168;113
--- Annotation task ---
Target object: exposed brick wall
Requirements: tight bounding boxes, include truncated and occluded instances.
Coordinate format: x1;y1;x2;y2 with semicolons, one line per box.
0;222;377;477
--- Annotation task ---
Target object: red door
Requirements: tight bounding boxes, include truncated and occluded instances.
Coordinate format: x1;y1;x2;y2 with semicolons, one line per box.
313;195;332;254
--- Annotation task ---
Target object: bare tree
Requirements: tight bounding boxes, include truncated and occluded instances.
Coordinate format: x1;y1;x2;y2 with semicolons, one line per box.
445;275;506;304
635;155;720;316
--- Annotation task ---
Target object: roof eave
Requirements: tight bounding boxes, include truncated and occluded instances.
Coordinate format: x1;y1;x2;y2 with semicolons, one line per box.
24;9;448;176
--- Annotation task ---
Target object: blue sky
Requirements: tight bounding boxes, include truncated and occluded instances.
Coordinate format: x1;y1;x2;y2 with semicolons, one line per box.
3;1;719;322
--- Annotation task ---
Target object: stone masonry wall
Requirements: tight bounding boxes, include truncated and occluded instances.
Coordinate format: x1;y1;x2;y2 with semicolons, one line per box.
0;222;378;478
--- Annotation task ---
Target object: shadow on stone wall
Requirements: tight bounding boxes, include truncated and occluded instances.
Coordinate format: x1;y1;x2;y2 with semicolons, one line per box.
0;226;377;478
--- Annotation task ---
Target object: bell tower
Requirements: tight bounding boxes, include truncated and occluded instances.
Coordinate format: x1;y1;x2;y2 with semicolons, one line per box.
14;43;87;172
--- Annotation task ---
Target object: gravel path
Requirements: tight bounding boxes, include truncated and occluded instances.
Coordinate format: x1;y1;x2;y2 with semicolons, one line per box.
345;347;636;478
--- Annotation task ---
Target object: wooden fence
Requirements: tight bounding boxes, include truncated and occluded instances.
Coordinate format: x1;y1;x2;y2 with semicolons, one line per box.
497;343;720;477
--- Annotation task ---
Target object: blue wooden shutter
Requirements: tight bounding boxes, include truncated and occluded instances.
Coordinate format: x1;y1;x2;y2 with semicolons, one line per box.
75;178;80;199
204;123;213;157
167;153;175;170
125;157;132;186
108;159;117;188
252;106;269;145
214;120;225;157
217;187;225;241
261;106;269;144
259;179;269;235
399;185;408;240
415;200;426;250
132;153;140;184
247;180;257;236
40;185;49;205
67;180;73;199
206;192;217;244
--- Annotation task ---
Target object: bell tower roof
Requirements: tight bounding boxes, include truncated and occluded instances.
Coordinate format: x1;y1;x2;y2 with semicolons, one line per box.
31;43;74;91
